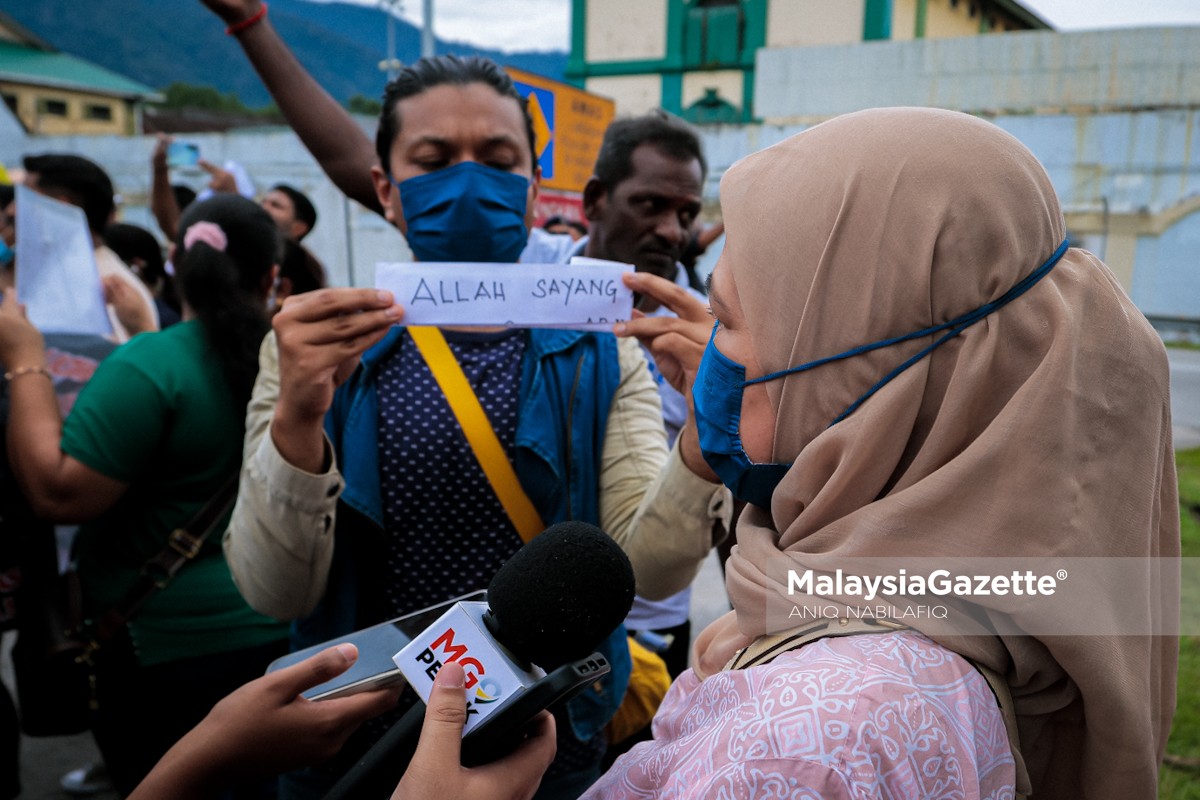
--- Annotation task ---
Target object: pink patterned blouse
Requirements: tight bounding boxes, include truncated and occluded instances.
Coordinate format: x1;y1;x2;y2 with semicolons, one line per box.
585;631;1015;799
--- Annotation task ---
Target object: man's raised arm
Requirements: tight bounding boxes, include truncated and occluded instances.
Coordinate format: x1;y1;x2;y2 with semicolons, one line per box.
200;0;384;214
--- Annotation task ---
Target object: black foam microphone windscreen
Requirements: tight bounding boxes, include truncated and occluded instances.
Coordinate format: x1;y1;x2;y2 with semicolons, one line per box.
486;520;635;669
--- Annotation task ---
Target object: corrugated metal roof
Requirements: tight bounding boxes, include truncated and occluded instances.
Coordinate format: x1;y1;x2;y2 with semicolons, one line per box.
0;39;160;100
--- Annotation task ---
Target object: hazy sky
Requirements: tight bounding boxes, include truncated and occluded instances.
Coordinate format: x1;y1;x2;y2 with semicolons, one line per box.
338;0;1200;53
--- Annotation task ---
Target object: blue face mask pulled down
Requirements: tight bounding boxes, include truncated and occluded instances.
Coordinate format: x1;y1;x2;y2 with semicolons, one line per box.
693;240;1069;510
394;161;529;263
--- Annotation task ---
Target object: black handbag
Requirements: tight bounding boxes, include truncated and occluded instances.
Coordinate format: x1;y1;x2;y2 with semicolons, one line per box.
11;475;238;737
11;562;93;736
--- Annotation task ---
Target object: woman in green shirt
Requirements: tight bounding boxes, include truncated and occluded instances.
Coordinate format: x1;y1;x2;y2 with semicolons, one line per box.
0;194;290;796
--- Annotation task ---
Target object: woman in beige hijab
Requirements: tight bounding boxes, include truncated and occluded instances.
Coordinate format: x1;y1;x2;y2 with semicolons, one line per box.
596;107;1178;799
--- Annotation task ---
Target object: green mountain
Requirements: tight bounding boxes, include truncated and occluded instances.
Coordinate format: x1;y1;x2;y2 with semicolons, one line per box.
0;0;567;108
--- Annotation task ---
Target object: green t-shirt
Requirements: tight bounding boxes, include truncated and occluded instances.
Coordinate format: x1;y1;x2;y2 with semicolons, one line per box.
61;321;287;666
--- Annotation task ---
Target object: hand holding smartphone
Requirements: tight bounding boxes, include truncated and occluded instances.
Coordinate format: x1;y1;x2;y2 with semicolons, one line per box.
265;590;487;700
166;141;201;168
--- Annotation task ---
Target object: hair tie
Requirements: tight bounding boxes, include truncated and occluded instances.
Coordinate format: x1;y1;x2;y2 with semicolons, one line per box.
184;221;228;253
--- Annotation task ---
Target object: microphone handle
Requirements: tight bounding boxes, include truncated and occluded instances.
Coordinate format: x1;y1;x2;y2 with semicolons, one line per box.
461;654;610;766
322;703;425;800
321;654;612;799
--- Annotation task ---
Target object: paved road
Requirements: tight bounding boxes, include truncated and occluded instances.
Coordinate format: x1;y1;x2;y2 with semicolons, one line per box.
1171;347;1200;450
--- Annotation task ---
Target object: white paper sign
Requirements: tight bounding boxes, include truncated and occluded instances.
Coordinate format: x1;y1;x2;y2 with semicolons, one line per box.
14;185;112;337
375;258;634;330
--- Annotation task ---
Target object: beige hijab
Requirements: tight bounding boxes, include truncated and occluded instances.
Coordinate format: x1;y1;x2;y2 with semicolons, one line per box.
696;108;1178;798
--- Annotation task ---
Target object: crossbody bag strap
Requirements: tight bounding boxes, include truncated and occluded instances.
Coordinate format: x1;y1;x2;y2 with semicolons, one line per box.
93;472;240;642
408;325;545;543
967;657;1032;797
724;617;908;671
724;618;1029;799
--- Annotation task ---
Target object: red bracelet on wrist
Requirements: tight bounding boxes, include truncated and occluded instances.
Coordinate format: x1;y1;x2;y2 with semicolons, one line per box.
225;2;268;36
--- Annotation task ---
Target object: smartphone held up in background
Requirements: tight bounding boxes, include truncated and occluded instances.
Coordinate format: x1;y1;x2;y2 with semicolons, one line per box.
166;141;200;168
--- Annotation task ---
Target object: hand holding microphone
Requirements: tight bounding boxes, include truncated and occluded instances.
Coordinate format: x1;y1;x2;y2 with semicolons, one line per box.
391;661;556;800
127;645;553;800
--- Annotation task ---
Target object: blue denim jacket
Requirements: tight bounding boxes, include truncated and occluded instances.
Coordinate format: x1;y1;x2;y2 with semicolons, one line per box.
292;326;632;742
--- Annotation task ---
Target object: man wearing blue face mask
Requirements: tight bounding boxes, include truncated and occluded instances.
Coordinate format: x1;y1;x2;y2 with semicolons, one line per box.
218;52;730;800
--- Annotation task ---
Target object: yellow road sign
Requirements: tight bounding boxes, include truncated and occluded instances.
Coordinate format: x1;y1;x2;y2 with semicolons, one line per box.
507;68;615;194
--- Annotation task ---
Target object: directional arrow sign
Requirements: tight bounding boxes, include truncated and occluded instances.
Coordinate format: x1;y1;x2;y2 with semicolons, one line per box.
507;68;615;194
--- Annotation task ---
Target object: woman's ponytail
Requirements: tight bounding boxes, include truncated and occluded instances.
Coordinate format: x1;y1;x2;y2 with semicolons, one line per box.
175;196;280;415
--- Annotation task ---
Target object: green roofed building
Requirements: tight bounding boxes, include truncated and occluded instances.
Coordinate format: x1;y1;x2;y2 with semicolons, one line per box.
0;11;161;136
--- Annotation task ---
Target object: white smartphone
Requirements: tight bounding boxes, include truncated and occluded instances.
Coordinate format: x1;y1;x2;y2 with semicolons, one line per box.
267;589;487;700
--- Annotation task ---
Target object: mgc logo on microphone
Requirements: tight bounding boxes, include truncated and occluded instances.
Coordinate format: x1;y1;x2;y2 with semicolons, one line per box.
394;602;545;733
414;628;504;708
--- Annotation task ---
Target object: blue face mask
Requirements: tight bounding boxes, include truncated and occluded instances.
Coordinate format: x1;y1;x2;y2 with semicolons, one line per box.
394;161;529;263
693;327;790;510
694;239;1069;510
0;239;12;267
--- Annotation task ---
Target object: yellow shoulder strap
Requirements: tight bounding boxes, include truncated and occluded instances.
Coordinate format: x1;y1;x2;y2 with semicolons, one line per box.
407;326;545;543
